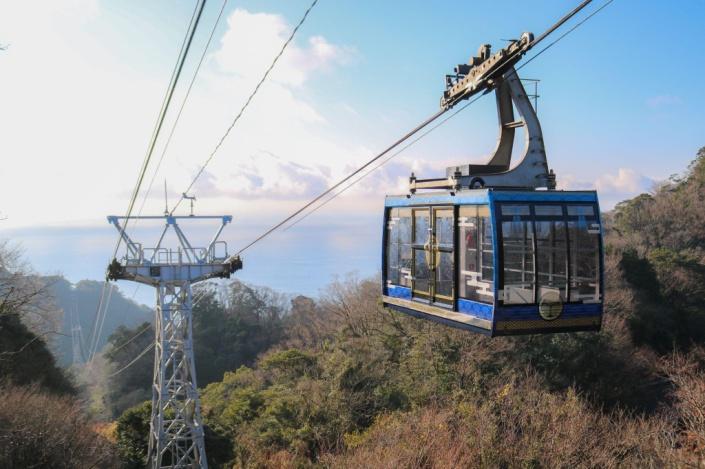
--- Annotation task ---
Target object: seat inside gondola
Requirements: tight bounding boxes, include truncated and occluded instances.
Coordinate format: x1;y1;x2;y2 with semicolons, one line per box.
381;37;604;336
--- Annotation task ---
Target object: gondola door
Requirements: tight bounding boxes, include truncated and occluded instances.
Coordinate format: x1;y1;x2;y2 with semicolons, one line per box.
411;208;431;300
411;206;454;305
432;207;454;305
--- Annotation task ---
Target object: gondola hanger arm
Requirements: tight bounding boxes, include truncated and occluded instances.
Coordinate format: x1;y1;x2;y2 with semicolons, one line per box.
440;0;593;110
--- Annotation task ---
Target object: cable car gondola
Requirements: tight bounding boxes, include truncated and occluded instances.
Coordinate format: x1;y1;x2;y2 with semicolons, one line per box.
382;34;604;336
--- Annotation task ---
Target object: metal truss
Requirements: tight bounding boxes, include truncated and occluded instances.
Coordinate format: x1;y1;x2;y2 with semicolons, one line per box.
149;281;207;468
106;214;242;469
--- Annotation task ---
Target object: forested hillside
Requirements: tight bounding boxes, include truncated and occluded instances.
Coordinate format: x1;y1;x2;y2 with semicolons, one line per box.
49;276;152;366
0;242;118;467
94;282;288;418
1;148;704;467
112;148;705;467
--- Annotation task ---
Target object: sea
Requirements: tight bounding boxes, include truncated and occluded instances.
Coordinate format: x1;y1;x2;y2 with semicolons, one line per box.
5;216;382;306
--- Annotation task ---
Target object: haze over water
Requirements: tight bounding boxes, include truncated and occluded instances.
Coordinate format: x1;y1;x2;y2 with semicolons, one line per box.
6;218;381;305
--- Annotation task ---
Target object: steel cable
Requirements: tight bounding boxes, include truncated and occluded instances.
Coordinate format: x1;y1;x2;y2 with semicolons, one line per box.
233;107;448;256
102;0;616;370
106;343;155;378
235;0;615;254
115;0;207;257
137;0;230;218
282;96;484;232
88;0;206;364
170;0;320;215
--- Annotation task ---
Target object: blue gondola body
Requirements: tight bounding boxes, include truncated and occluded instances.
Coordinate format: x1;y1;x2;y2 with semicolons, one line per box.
382;189;604;336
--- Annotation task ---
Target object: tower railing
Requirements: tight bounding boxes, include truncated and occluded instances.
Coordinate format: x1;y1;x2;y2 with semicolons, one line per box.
124;241;230;266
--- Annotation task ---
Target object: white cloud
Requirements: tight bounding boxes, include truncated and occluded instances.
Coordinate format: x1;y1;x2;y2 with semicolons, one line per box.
0;4;363;229
213;9;353;87
560;168;656;209
192;151;329;200
595;168;653;194
646;94;681;108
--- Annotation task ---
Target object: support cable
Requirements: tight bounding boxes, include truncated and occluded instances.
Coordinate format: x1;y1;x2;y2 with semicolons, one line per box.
106;343;155;378
85;282;109;365
530;0;592;47
283;96;484;231
235;0;615;254
170;0;320;215
137;0;230;217
106;322;153;356
513;0;614;75
88;0;206;364
88;282;114;363
234;107;447;256
114;0;207;258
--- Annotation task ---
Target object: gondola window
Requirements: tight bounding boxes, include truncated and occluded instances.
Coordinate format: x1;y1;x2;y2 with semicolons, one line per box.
459;205;494;303
386;208;412;288
500;204;535;304
567;205;601;302
535;205;568;303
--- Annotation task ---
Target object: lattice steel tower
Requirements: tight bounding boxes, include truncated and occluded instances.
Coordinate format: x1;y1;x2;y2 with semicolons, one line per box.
107;215;242;468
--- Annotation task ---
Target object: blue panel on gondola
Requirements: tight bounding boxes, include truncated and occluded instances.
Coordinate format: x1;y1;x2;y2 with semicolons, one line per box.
494;303;602;321
491;191;598;203
385;285;412;300
384;191;490;208
457;299;493;321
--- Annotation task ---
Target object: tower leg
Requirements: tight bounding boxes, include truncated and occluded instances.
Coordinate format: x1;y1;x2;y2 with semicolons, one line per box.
147;281;208;468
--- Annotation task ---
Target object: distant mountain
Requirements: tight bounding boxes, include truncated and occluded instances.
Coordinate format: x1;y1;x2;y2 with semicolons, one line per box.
46;276;152;367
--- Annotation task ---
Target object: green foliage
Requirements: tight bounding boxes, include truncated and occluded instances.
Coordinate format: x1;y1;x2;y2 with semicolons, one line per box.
0;311;75;395
259;349;319;379
192;282;285;386
100;280;287;418
195;298;674;467
104;322;153;417
115;400;234;469
620;248;662;301
115;401;151;469
510;330;667;412
0;242;75;395
613;193;654;237
606;148;705;353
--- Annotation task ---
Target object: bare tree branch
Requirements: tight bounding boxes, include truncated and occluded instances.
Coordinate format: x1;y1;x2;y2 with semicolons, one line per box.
0;330;69;360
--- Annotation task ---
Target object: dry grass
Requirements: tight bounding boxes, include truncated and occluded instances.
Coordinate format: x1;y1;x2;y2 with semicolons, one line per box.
323;371;673;469
0;384;118;468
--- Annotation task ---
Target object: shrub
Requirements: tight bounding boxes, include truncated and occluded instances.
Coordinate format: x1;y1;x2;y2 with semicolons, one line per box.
325;374;668;468
0;384;117;468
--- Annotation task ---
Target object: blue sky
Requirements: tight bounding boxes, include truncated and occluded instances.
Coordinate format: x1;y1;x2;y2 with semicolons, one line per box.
0;0;703;302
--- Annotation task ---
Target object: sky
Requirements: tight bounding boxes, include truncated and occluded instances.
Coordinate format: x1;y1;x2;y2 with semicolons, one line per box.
0;0;704;302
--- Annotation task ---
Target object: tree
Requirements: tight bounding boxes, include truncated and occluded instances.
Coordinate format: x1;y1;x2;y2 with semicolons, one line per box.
103;322;154;417
0;241;73;394
0;241;61;337
192;281;286;386
607;147;705;353
105;280;288;419
116;400;233;468
115;401;151;469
